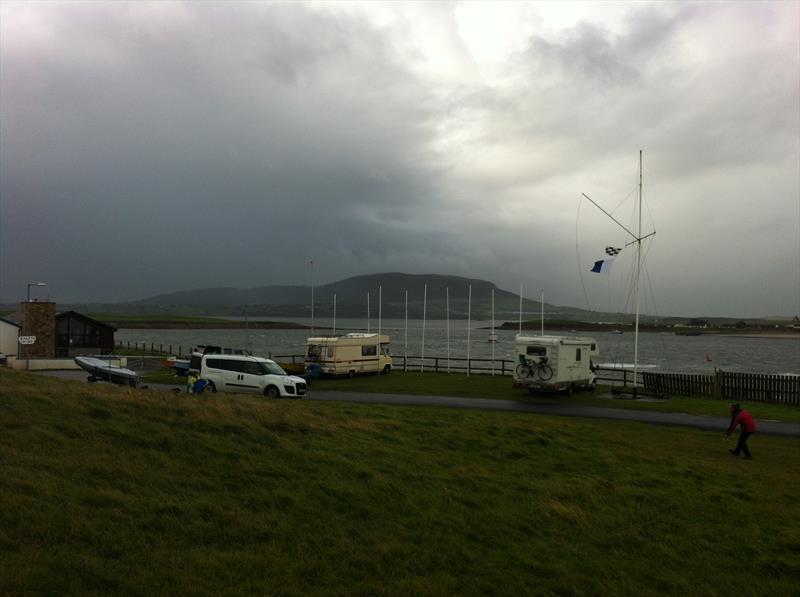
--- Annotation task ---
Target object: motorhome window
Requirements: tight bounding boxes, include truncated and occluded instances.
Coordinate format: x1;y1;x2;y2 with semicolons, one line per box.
380;344;390;356
362;345;377;356
576;348;582;362
326;347;334;358
526;346;547;356
591;344;596;351
259;362;286;375
307;345;321;358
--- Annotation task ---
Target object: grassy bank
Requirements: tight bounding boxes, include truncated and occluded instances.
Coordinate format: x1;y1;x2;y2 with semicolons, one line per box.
2;369;799;595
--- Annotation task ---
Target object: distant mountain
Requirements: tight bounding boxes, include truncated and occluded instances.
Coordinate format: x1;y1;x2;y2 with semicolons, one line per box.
130;273;595;320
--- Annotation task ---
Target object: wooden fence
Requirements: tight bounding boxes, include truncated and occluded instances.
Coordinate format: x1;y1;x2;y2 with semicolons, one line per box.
643;370;800;405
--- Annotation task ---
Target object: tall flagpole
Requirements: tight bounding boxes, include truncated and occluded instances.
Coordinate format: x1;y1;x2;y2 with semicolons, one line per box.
541;289;544;336
333;293;336;337
421;284;427;373
446;286;450;373
633;149;643;391
491;288;495;375
310;259;315;337
367;292;370;333
466;284;472;377
378;285;382;374
404;290;408;372
519;283;523;335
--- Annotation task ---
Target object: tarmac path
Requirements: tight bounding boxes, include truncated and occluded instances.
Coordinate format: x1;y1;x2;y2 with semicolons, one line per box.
37;370;800;437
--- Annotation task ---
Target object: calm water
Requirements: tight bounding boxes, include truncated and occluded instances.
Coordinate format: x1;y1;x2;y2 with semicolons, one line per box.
116;317;800;375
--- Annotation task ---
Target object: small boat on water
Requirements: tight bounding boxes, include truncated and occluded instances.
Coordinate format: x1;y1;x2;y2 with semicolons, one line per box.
74;356;139;387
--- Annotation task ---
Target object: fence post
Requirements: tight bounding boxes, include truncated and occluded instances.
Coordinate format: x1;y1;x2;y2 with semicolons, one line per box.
435;357;439;373
467;359;471;376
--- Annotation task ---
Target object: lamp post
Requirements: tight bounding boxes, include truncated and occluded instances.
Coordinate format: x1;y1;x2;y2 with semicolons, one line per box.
27;282;47;302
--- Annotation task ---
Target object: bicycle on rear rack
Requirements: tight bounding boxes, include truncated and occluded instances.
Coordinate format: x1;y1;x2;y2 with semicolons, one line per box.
515;356;554;381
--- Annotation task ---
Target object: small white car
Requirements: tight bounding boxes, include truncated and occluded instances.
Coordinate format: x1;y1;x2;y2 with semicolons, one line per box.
199;354;307;398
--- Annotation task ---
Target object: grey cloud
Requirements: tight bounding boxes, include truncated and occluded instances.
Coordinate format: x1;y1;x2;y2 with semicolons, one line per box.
1;2;797;318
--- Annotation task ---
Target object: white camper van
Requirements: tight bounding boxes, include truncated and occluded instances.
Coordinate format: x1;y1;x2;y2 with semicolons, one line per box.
513;334;599;394
305;333;392;377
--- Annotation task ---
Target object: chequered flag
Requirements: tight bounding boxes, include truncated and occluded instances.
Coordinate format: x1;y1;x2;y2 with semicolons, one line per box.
605;247;622;256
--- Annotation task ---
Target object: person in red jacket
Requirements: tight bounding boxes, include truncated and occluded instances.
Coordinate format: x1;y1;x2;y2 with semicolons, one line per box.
725;403;756;459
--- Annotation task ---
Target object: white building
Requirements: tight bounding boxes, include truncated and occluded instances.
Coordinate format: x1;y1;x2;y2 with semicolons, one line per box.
0;317;21;358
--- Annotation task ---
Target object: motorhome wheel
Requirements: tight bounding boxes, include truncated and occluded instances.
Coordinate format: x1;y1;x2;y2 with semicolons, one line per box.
383;365;391;374
348;370;356;378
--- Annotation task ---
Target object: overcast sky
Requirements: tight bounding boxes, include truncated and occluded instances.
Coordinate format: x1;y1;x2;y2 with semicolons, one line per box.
1;1;798;318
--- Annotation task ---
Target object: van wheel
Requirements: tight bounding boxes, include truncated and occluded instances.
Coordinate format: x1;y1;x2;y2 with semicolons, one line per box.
383;365;391;375
348;370;356;378
204;381;217;393
265;385;281;398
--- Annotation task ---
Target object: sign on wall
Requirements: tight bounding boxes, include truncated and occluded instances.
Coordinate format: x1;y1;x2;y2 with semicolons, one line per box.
18;336;37;345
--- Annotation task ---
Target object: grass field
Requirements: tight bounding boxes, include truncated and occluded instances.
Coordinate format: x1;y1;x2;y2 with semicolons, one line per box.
2;368;799;595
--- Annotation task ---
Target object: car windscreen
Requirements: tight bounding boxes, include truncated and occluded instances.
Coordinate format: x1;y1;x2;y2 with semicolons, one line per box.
259;362;286;375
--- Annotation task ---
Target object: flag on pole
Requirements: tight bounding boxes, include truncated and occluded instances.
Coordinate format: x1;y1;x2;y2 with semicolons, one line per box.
590;259;614;274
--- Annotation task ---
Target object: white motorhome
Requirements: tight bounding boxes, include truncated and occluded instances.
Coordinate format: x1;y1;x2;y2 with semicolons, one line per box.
305;333;392;377
513;334;599;394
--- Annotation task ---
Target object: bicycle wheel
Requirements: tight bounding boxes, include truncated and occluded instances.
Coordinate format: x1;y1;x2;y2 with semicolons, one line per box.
537;364;554;381
515;364;532;378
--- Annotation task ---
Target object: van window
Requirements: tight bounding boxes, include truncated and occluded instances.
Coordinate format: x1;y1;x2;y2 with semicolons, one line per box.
526;346;546;356
241;361;264;375
206;358;227;371
576;348;582;362
207;358;245;373
590;343;596;351
362;345;377;356
326;347;335;358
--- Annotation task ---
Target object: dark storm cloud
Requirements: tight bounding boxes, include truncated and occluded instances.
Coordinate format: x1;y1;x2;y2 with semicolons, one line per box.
1;2;797;318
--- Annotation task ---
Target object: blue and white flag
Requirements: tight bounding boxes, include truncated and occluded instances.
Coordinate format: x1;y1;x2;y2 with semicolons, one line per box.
590;259;614;274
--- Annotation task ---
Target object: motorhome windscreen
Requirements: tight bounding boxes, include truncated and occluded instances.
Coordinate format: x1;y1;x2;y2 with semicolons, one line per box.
307;345;321;358
260;362;286;375
526;346;547;356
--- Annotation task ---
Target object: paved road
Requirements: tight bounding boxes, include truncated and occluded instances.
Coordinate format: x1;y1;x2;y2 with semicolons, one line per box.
36;371;800;437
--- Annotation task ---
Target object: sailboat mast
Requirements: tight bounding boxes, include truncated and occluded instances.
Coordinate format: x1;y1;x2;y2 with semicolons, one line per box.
633;150;643;388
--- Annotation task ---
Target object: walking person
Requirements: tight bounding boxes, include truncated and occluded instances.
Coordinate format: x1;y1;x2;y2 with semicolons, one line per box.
725;403;756;460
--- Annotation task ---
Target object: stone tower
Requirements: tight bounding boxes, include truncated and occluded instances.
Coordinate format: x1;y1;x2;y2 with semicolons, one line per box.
20;301;56;359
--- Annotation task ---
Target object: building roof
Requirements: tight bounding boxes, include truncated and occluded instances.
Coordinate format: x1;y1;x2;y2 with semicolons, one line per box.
0;316;21;328
55;311;118;332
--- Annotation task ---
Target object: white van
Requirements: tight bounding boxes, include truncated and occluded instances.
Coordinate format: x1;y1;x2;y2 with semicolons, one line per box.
305;333;392;377
513;334;599;394
199;354;307;398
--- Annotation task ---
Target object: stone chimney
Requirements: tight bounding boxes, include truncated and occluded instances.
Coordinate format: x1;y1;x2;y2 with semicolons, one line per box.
20;301;56;359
